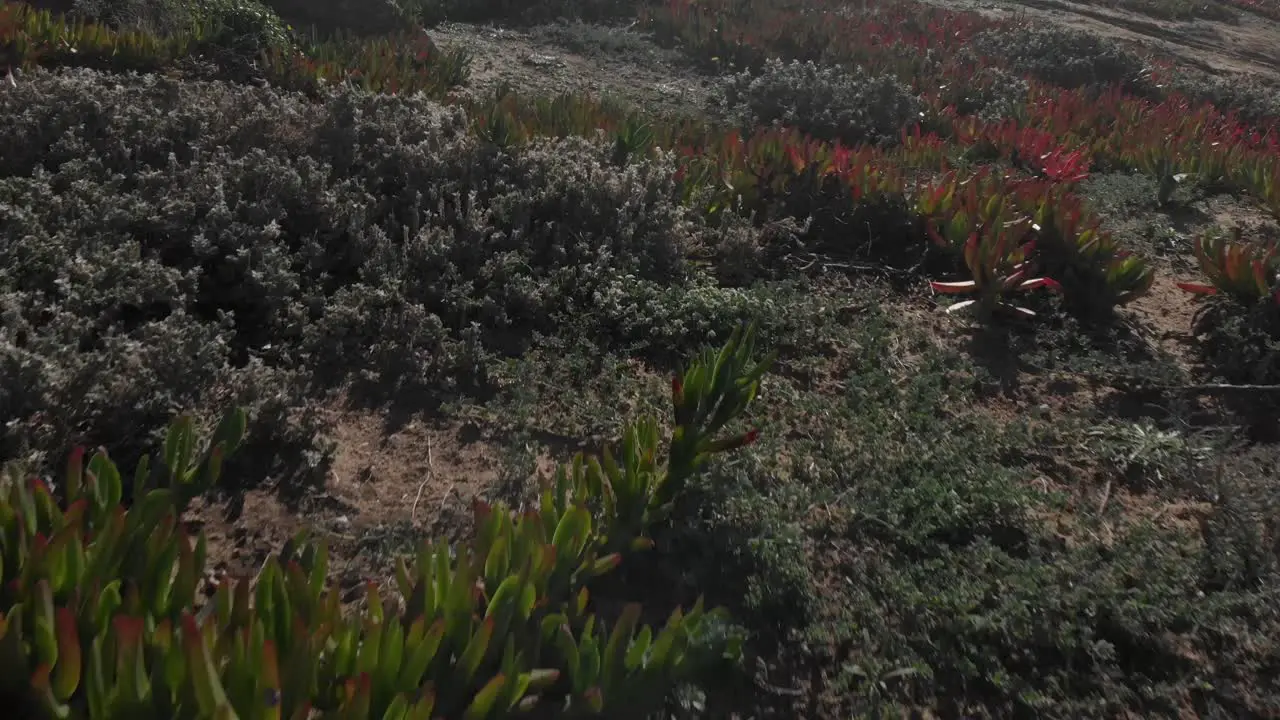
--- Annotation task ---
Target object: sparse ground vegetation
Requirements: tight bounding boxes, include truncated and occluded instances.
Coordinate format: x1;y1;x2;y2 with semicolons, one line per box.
2;0;1280;717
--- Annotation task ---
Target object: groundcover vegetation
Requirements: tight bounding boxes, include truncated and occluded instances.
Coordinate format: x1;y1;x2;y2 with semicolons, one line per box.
2;0;1280;717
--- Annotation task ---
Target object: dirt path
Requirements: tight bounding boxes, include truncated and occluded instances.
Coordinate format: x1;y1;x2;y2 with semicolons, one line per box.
935;0;1280;80
191;408;540;605
427;7;1280;118
429;21;715;117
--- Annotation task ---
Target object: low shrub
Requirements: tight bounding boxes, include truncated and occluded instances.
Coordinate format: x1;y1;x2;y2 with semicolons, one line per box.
1195;297;1280;387
528;19;670;59
946;66;1030;123
1190;296;1280;432
972;26;1151;94
0;67;756;475
718;58;923;146
1176;229;1280;426
71;0;201;35
1167;70;1280;130
71;0;292;52
198;0;293;54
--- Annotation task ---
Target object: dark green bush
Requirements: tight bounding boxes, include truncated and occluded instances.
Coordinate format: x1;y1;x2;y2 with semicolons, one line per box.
72;0;293;52
1193;296;1280;425
199;0;294;53
71;0;201;34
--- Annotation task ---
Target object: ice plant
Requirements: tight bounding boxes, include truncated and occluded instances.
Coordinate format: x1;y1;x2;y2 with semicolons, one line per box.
1022;184;1153;310
0;3;469;100
1177;228;1280;306
1;327;774;719
930;226;1061;319
1037;147;1090;183
611;116;656;166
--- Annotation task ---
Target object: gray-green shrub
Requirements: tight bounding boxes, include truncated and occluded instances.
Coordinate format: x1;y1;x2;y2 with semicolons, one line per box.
0;67;761;477
718;58;923;146
971;26;1150;93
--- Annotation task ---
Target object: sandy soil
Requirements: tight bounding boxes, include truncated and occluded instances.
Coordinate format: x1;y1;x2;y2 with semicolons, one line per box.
935;0;1280;80
430;21;715;117
193;408;547;604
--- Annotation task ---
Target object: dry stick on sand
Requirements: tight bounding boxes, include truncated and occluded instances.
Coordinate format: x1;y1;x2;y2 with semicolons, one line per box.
411;434;450;526
1097;476;1113;515
1110;380;1280;395
1181;383;1280;393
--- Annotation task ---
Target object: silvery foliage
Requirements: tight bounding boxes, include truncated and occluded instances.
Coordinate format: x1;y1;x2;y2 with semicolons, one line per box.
0;68;761;473
1168;71;1280;129
719;58;923;145
971;26;1148;92
958;66;1030;123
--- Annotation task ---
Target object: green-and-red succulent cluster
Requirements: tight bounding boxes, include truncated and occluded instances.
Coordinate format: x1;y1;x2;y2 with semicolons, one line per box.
0;2;199;71
270;29;470;97
928;230;1059;319
0;3;469;99
0;325;773;719
459;95;1153;318
1178;228;1280;307
632;0;1280;322
641;0;1280;219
